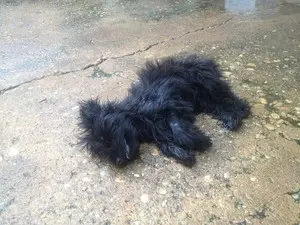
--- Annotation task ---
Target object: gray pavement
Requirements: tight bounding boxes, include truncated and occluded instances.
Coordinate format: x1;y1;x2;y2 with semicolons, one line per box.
0;0;300;224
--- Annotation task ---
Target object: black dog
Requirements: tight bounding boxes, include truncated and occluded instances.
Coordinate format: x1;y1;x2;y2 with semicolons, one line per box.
79;54;250;167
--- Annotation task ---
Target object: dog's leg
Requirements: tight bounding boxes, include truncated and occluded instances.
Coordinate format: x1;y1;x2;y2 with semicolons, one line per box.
159;143;196;167
220;97;250;131
199;82;250;131
154;115;211;166
186;57;250;130
210;94;250;131
168;116;212;151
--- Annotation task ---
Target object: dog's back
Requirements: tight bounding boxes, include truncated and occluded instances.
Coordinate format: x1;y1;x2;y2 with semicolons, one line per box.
136;54;221;87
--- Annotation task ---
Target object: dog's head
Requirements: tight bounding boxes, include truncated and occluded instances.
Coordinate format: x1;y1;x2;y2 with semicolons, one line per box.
79;99;139;166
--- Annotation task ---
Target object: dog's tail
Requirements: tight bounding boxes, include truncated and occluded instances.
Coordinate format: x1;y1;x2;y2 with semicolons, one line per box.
79;99;102;131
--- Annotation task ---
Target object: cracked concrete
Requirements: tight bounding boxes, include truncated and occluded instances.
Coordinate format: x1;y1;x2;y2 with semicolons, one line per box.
0;15;234;95
1;0;300;225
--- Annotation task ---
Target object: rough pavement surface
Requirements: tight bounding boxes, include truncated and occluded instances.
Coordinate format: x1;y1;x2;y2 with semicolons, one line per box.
0;0;300;224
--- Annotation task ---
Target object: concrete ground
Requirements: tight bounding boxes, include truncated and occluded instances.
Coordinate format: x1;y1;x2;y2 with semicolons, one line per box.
0;0;300;224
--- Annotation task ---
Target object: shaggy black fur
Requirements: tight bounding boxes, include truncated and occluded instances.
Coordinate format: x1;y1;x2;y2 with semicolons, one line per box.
79;54;250;167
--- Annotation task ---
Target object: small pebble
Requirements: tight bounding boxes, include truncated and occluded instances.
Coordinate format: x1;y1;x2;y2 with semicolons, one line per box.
276;119;284;125
162;181;169;186
259;98;267;105
196;193;202;198
100;171;106;177
141;194;149;203
204;175;213;183
253;103;266;115
246;68;255;71
157;188;167;195
273;102;283;108
230;64;236;70
291;193;300;202
255;134;265;139
115;177;125;183
224;172;230;179
280;112;287;118
285;99;293;104
0;155;3;162
287;114;299;121
295;107;300;111
265;124;275;131
230;156;237;161
8;147;19;157
134;174;140;178
151;148;159;156
223;71;232;77
246;63;257;68
250;177;257;182
270;113;280;119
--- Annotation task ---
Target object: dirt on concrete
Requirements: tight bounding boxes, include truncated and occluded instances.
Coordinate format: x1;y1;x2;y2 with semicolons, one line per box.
0;0;300;224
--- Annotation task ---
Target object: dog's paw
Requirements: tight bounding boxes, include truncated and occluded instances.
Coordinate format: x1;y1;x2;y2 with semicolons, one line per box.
223;107;250;131
195;135;212;151
160;144;196;166
176;152;196;167
223;117;241;130
219;98;250;130
172;146;196;167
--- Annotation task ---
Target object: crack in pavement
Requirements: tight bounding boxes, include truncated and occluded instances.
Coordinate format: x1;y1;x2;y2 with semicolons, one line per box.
0;57;108;95
0;16;233;95
114;16;234;58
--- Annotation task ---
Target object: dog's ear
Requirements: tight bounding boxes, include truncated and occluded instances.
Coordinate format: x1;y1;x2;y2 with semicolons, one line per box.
79;99;102;131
